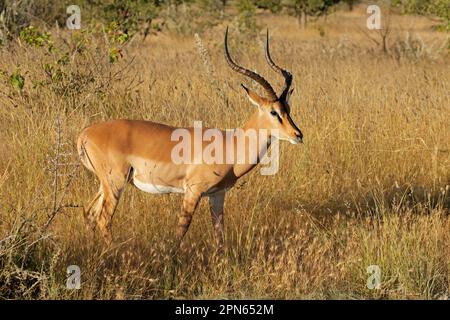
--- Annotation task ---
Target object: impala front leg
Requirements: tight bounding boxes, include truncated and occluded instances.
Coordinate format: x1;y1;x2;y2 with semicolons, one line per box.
209;191;225;249
176;190;201;247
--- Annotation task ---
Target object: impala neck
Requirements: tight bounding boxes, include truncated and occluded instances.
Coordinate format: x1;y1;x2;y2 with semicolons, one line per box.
241;109;264;131
233;110;272;178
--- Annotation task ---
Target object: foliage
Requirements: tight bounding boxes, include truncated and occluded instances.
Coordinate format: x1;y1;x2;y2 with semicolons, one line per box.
8;69;25;93
0;0;447;41
342;0;359;10
283;0;336;15
283;0;339;27
99;0;160;36
428;0;450;31
255;0;284;13
0;0;65;42
392;0;431;14
392;0;450;31
237;0;258;33
197;0;225;13
105;21;130;63
160;0;225;33
19;26;52;49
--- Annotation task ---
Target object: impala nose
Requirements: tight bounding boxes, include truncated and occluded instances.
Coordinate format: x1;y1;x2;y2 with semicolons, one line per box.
295;131;303;144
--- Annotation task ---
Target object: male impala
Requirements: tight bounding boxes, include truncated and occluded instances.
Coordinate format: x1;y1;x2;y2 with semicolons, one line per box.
77;28;303;247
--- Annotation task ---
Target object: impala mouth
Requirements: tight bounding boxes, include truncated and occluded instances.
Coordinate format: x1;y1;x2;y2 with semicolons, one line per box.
290;137;303;145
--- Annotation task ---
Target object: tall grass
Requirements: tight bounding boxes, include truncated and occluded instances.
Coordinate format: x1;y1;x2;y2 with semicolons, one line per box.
0;9;449;299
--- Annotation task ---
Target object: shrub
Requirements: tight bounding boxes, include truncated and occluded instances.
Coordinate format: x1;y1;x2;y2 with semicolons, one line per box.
237;0;258;33
19;26;52;49
0;0;65;42
255;0;284;13
392;0;450;31
100;0;160;37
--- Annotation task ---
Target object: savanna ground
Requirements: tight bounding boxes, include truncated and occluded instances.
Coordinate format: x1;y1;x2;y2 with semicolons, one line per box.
0;5;449;299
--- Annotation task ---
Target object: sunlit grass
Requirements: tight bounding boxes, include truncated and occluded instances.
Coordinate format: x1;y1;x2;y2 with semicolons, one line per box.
0;9;449;299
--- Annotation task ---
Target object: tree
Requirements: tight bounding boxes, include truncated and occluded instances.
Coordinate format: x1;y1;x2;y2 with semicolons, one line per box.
392;0;450;31
283;0;338;29
343;0;360;11
254;0;283;13
237;0;258;33
428;0;450;31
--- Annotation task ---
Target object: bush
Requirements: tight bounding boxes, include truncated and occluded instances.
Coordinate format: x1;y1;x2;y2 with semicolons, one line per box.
19;26;52;48
392;0;450;31
255;0;284;13
237;0;258;33
428;0;450;31
100;0;160;37
283;0;339;28
0;0;65;42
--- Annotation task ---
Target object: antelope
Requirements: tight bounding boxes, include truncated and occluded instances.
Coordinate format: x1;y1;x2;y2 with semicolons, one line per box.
77;28;303;248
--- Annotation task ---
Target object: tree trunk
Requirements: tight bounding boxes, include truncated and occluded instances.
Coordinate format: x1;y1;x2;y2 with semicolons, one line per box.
301;9;307;29
348;0;354;11
297;7;307;29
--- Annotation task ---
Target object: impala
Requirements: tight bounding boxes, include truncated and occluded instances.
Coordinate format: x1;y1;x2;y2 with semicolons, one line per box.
77;28;303;247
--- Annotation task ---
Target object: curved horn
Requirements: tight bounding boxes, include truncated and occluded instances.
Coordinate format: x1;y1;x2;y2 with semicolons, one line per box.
265;29;293;101
224;27;277;101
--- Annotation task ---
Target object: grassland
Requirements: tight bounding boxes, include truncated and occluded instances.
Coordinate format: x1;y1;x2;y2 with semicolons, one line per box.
0;7;449;299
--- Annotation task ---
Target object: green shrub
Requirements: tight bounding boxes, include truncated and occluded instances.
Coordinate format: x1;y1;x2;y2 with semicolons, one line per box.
237;0;258;33
392;0;450;31
428;0;450;31
0;0;65;41
255;0;283;13
101;0;160;37
8;69;25;93
19;26;52;48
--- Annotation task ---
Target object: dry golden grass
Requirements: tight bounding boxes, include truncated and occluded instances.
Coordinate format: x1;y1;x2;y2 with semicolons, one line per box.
0;8;449;299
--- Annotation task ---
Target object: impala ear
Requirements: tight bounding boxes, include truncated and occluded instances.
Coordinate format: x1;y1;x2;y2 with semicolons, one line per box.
241;84;266;108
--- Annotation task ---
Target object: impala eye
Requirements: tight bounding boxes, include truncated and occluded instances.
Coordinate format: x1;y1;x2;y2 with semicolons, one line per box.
270;110;283;123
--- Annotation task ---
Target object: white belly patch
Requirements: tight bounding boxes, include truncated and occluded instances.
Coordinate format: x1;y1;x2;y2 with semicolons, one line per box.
133;178;184;193
133;178;184;194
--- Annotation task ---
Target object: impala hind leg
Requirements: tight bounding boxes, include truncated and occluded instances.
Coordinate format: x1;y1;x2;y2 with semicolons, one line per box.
84;170;129;245
84;187;103;232
209;191;225;250
94;174;130;245
176;190;201;249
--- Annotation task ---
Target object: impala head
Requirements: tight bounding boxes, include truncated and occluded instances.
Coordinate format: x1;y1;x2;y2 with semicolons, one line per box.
224;27;303;144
